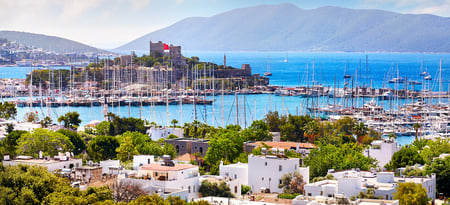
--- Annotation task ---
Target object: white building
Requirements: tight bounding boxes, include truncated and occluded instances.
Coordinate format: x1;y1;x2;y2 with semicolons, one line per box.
364;138;400;167
133;155;155;170
122;158;199;202
304;169;436;200
3;155;82;172
248;151;309;193
293;194;399;205
99;159;121;175
303;180;337;198
147;127;184;140
219;161;249;187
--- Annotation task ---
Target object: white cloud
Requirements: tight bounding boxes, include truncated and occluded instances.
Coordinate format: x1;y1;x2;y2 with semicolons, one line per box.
59;0;106;20
362;0;450;16
409;0;450;16
129;0;151;11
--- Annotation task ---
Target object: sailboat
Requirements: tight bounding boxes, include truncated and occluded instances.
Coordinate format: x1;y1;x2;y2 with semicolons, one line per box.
264;55;272;76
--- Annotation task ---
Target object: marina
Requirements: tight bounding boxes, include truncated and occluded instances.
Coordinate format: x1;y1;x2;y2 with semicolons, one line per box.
1;52;448;145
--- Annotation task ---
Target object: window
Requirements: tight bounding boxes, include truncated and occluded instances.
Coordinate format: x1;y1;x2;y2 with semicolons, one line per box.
188;186;191;193
200;147;203;154
234;186;238;193
234;174;237;179
279;165;282;171
148;158;151;164
328;194;333;197
279;179;282;185
265;162;267;166
193;185;196;192
262;177;264;181
308;193;312;196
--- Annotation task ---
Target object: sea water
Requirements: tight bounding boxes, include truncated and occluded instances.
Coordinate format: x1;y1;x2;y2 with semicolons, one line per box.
4;52;450;145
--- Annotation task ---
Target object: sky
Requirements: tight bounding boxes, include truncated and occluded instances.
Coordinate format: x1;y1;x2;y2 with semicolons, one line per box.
1;0;449;49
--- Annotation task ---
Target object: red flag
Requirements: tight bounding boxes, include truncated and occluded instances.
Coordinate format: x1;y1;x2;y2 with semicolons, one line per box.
164;43;169;50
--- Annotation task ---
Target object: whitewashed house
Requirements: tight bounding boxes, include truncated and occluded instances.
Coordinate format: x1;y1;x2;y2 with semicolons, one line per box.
147;127;184;140
121;156;199;202
99;159;121;175
248;148;309;193
3;154;82;173
219;161;249;187
304;169;436;200
133;155;155;170
364;138;400;167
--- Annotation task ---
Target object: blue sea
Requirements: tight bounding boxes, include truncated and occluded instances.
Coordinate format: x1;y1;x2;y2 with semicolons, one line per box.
3;52;450;145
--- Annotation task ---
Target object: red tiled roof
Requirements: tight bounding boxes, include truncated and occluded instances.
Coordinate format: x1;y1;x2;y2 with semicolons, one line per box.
175;153;197;162
140;163;196;171
249;141;316;150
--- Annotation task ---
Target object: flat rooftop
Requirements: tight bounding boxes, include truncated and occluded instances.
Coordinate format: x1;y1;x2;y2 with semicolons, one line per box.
140;163;197;171
247;141;316;149
5;158;81;165
222;162;248;168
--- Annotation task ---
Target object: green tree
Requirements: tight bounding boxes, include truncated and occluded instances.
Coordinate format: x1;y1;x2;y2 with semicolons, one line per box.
386;147;424;170
170;119;179;127
199;180;234;198
116;135;139;162
17;128;74;158
357;188;383;199
425;156;450;196
57;129;86;155
264;111;283;132
419;138;450;164
24;111;39;123
388;133;397;140
57;111;82;129
241;185;251;195
304;120;320;143
279;171;306;194
0;164;114;204
108;113;146;135
1;130;27;157
411;137;428;150
241;120;272;141
95;121;112;136
393;182;428;205
0;101;17;119
204;129;244;174
413;123;421;140
87;135;120;161
40;116;52;128
279;115;312;142
304;142;376;178
333;116;356;136
352;122;368;144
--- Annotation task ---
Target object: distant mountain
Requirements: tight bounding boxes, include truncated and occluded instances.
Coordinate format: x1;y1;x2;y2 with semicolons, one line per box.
0;31;109;54
116;3;450;53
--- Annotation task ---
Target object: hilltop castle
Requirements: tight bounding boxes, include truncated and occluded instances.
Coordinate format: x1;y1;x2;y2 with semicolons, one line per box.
149;41;185;67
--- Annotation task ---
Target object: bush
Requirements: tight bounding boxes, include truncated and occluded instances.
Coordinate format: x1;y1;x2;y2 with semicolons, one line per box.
278;193;300;199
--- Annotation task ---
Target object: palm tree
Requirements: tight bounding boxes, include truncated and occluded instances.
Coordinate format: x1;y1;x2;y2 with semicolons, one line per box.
170;119;178;128
352;122;368;144
388;133;397;140
413;123;421;140
304;120;320;143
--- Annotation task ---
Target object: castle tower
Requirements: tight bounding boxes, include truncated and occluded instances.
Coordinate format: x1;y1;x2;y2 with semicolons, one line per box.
224;54;227;69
